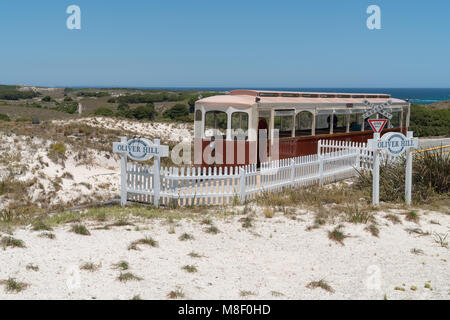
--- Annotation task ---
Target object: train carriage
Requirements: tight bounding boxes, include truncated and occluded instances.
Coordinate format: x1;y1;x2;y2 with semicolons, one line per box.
194;90;409;168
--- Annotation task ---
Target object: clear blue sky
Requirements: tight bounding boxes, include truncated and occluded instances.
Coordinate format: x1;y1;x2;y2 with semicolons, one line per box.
0;0;449;88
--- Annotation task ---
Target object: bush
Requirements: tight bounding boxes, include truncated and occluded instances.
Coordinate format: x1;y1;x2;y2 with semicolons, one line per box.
0;86;39;100
163;104;189;120
356;152;449;203
41;96;53;102
77;91;110;97
117;102;130;111
410;104;450;137
55;102;78;114
94;107;114;116
64;96;73;102
48;142;67;162
132;104;157;120
0;113;11;122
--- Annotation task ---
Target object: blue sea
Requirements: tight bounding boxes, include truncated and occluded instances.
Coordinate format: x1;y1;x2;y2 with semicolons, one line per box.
171;88;450;105
77;87;450;105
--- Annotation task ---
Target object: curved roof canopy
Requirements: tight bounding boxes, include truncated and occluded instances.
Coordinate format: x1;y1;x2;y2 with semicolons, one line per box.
196;90;408;109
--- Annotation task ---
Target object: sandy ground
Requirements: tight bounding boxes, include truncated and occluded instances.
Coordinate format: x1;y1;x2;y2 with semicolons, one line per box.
0;207;448;300
52;117;193;143
0;133;120;210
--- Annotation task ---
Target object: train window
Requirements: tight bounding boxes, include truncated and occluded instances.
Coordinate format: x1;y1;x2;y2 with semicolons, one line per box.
295;111;313;136
315;114;331;135
231;112;249;139
334;114;347;133
389;111;401;128
349;114;362;132
281;93;300;97
402;107;408;127
195;110;202;121
205;111;227;138
259;92;279;97
274;111;294;138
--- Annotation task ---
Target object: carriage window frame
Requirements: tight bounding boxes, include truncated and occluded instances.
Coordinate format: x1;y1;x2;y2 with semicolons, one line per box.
231;111;249;140
204;110;228;138
195;110;202;121
295;111;313;136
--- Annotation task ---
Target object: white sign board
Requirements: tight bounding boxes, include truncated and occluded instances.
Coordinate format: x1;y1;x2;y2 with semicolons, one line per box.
113;138;169;161
113;137;169;207
368;131;419;156
367;131;418;206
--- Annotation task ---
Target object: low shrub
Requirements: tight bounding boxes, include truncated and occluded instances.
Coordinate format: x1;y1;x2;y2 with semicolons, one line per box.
0;113;11;122
94;107;114;117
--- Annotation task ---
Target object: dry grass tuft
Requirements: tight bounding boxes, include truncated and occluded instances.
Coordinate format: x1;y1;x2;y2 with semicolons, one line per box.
328;225;346;245
306;279;335;293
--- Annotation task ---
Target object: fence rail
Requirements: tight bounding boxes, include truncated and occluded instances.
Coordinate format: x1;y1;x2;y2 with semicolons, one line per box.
125;145;360;207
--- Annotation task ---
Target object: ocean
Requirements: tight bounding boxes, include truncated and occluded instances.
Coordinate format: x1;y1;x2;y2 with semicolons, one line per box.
171;88;450;105
76;87;450;105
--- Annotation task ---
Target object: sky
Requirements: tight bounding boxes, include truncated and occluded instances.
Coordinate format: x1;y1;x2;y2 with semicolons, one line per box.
0;0;449;88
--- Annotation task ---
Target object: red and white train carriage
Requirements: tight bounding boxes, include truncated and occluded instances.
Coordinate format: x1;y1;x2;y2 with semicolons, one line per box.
194;90;409;168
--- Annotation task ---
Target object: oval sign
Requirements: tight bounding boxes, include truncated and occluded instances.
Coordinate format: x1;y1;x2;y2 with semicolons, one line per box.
377;132;413;156
127;138;154;161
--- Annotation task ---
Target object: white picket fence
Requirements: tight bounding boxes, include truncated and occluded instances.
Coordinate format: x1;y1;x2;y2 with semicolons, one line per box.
125;144;361;207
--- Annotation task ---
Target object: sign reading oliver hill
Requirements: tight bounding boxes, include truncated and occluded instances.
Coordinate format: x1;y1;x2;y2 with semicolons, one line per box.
113;138;169;161
368;131;418;156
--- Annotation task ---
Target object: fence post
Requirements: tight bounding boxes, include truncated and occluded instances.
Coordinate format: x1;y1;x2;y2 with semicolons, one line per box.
372;133;380;206
405;132;413;206
153;139;161;208
239;167;246;204
290;158;295;185
318;154;324;186
120;136;127;206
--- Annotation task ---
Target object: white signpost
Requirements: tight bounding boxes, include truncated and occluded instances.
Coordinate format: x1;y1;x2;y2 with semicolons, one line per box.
113;137;169;207
364;99;418;206
367;131;419;206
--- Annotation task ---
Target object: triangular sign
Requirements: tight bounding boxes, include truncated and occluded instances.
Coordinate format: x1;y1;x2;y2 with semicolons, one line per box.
368;119;388;133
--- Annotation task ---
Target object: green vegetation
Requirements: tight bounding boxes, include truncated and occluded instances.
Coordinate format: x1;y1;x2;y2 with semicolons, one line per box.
167;288;185;299
70;224;91;236
48;142;67;162
1;236;26;248
94;107;114;116
112;260;129;271
55;101;78;114
181;265;198;273
356;151;449;204
41;96;53;102
306;279;335;293
113;92;186;104
0;113;11;122
1;278;29;293
179;233;195;241
0;85;39;100
117;272;143;282
163;104;190;121
410;104;450;137
77;91;110;98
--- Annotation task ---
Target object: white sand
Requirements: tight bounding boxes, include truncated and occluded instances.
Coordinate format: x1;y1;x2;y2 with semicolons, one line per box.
0;133;120;210
1;207;448;300
52;117;194;143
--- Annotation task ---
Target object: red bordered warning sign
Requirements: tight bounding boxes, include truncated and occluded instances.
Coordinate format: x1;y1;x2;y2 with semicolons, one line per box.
368;119;387;133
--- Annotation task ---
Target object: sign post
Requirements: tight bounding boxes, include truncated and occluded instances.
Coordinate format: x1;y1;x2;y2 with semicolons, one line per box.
372;132;380;206
367;131;419;206
113;137;169;207
119;136;127;206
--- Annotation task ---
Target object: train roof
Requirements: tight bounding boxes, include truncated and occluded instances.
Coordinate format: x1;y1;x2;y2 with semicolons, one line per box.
196;89;409;108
